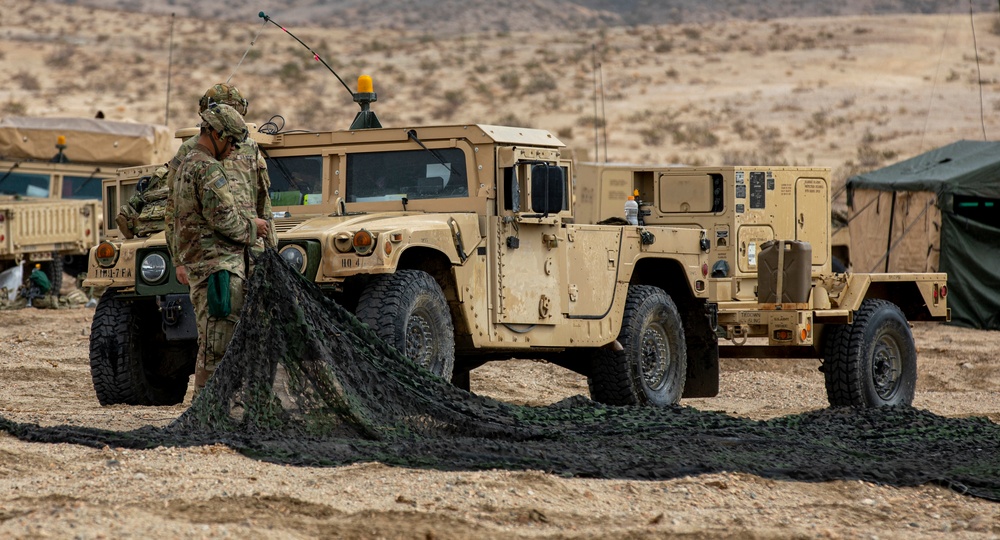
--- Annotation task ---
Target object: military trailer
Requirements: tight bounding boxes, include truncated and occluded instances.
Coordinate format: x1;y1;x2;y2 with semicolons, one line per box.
84;101;948;408
574;163;949;407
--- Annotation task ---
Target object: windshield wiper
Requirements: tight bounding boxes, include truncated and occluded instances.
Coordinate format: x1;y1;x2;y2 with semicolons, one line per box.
0;161;21;189
406;129;464;181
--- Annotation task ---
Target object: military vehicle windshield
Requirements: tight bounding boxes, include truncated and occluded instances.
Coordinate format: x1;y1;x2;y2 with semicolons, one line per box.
63;174;103;199
0;171;50;197
265;155;324;206
346;148;468;202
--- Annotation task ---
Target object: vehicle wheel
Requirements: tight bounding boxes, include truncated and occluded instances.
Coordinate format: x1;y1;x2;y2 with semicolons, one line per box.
822;299;916;407
588;285;687;406
43;257;63;293
356;269;455;380
89;290;194;406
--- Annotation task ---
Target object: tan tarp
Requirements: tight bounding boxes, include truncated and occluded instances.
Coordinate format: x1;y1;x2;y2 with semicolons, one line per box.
0;116;172;166
848;189;941;274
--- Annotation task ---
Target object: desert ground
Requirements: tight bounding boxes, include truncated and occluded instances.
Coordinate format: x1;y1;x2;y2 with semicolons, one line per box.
4;2;1000;538
1;305;1000;539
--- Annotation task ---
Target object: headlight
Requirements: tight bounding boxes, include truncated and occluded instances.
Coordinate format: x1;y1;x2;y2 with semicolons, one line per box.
140;253;168;284
279;244;307;273
95;241;119;268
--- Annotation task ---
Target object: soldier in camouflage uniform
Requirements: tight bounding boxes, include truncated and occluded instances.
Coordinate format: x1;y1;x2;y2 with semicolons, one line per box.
171;103;270;392
164;83;276;285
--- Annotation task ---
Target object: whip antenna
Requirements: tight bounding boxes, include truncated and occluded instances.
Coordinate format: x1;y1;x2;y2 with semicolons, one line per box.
228;15;269;83
165;13;175;126
258;12;354;97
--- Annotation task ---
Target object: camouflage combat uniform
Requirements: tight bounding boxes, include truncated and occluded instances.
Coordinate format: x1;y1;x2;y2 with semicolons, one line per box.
172;140;263;390
164;136;276;258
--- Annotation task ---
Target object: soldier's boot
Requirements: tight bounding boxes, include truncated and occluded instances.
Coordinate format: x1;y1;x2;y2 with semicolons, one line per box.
115;214;135;239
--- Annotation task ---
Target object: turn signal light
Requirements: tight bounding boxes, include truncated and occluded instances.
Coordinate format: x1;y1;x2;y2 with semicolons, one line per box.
352;229;374;255
95;241;119;268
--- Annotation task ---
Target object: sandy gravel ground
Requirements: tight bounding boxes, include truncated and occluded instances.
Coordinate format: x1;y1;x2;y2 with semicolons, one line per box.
1;307;999;539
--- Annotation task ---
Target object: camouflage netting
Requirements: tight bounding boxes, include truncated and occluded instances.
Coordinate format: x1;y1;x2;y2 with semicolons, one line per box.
3;250;1000;500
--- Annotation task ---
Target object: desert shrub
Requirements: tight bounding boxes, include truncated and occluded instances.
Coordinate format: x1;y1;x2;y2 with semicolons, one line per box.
672;123;718;147
442;89;465;109
523;72;557;94
640;127;663;146
13;72;40;92
2;100;26;115
576;115;605;128
276;62;305;83
494;113;529;127
498;71;520;93
44;46;76;69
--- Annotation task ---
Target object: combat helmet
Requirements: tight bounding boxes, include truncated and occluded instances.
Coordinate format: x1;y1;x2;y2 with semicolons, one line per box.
199;103;248;143
198;83;249;116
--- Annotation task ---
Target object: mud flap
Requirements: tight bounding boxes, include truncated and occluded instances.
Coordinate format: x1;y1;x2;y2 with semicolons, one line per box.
682;303;720;398
159;294;197;341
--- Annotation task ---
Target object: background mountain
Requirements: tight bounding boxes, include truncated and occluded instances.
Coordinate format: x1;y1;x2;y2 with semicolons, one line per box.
44;0;999;32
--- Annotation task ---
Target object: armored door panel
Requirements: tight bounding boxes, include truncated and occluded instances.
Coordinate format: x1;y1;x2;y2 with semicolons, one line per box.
495;222;562;325
563;226;621;317
795;176;830;265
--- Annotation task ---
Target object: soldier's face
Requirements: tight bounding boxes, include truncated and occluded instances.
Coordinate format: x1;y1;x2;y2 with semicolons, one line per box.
213;130;236;159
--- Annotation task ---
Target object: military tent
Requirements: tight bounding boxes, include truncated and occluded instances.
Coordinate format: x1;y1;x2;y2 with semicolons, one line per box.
847;140;1000;329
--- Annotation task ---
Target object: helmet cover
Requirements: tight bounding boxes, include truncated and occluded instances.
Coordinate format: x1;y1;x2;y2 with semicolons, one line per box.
198;83;249;116
199;103;248;143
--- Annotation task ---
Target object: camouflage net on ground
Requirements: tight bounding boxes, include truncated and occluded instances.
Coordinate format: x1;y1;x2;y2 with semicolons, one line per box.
3;250;1000;501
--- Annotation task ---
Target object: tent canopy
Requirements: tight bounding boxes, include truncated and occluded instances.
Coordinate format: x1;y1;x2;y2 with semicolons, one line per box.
848;140;1000;200
847;140;1000;330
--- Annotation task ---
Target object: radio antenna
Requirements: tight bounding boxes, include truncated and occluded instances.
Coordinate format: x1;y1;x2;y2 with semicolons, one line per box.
599;60;608;162
592;44;600;163
258;12;354;98
164;13;175;126
228;15;269;84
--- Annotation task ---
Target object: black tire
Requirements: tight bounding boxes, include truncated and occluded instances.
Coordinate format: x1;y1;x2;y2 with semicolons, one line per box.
356;269;455;380
89;290;195;406
43;257;63;294
588;285;687;406
822;299;916;408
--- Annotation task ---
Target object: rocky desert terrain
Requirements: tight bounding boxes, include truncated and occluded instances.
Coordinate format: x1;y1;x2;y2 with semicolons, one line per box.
5;1;1000;200
4;1;1000;538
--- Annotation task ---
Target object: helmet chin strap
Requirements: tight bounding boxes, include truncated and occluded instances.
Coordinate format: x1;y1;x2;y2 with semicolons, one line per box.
208;129;228;160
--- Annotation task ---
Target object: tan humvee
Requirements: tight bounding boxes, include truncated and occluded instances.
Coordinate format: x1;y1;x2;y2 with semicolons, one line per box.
0;115;171;293
85;120;948;409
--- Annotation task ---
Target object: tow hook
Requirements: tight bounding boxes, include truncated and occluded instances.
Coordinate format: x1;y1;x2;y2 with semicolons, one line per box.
161;297;185;326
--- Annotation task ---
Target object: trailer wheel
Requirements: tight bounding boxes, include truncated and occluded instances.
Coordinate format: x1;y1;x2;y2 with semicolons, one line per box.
356;269;455;380
89;290;194;406
589;285;687;406
822;299;916;408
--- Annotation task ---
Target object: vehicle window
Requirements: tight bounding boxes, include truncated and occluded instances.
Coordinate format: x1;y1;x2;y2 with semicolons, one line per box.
346;148;469;202
265;155;324;206
63;174;104;199
0;172;50;197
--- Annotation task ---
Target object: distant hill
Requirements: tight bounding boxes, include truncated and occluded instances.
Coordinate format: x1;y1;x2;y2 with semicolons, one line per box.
42;0;998;32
